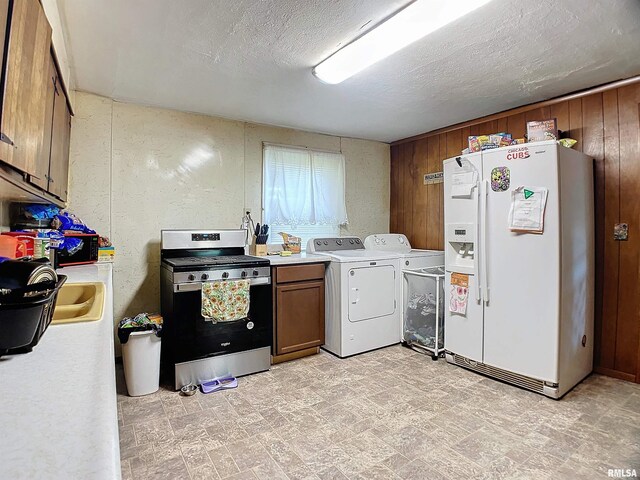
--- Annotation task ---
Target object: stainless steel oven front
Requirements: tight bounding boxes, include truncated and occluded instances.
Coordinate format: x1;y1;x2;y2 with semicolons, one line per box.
160;266;272;389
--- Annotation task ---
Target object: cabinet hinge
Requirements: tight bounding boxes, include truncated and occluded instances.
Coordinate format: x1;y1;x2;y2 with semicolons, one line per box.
0;132;15;146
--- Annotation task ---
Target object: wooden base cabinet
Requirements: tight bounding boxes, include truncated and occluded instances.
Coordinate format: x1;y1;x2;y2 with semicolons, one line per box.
272;263;325;363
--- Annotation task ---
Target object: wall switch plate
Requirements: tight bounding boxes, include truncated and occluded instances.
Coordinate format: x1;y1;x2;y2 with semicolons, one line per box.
614;223;628;241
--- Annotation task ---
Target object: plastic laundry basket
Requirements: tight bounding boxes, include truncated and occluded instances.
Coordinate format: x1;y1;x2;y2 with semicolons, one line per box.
122;330;161;396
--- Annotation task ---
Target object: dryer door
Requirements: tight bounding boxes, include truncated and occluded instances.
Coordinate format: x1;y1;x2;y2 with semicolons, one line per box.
348;265;396;322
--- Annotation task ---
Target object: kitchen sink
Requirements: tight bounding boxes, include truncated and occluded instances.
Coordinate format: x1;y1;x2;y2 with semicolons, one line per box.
52;282;105;324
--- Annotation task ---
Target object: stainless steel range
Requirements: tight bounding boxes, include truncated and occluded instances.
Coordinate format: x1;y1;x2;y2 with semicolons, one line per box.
160;229;271;389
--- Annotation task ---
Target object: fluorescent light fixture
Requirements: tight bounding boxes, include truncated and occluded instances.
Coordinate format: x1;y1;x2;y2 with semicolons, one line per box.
313;0;492;84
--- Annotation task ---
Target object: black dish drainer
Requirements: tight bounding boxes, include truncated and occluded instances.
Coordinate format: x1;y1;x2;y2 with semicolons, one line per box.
0;275;67;356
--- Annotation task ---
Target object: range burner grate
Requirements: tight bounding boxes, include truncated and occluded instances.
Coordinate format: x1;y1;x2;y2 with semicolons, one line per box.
163;254;269;269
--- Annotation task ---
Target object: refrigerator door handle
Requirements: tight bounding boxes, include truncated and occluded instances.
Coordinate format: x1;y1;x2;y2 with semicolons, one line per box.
474;181;481;303
481;179;490;304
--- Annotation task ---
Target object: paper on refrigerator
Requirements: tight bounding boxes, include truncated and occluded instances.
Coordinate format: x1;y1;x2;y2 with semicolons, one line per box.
508;186;549;233
449;272;469;315
450;171;477;198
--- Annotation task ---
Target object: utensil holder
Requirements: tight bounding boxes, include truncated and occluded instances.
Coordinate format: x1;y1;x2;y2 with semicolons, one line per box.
250;236;268;256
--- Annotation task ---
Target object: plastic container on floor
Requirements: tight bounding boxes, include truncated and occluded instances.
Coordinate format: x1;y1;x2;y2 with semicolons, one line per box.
121;331;161;396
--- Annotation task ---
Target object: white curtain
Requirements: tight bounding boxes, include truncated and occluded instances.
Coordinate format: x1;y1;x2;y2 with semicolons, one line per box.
263;145;348;226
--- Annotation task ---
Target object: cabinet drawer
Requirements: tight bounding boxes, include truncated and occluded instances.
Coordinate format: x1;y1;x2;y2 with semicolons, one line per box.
274;263;325;284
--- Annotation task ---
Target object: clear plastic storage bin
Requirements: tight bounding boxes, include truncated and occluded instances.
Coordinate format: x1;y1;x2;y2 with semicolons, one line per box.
402;266;445;359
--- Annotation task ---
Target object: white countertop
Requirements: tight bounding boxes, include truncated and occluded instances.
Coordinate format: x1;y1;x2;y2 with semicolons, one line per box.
0;264;120;480
266;252;331;265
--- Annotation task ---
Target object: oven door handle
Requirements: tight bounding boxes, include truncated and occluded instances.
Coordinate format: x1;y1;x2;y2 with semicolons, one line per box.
174;277;271;292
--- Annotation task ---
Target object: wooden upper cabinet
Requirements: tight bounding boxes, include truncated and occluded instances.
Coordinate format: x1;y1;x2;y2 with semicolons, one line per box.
0;0;52;177
31;53;56;190
48;71;71;201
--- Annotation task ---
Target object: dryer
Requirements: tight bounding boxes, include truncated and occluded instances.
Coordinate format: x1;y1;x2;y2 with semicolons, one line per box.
307;236;401;357
364;234;444;340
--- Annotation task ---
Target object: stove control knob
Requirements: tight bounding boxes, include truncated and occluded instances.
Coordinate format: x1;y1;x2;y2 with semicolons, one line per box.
201;273;209;281
316;240;321;246
222;272;229;279
336;239;343;246
323;240;329;245
188;274;196;281
349;239;355;244
355;239;361;244
241;271;248;278
253;270;259;276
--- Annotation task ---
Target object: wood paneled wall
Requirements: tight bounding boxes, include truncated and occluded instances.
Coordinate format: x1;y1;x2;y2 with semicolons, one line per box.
390;78;640;383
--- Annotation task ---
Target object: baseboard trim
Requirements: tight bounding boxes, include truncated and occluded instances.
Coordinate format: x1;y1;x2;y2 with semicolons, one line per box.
594;366;637;383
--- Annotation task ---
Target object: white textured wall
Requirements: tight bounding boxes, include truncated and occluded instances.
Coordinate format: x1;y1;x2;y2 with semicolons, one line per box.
67;92;390;353
67;94;112;237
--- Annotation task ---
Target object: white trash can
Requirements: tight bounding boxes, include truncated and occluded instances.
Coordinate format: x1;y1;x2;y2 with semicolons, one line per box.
122;330;161;396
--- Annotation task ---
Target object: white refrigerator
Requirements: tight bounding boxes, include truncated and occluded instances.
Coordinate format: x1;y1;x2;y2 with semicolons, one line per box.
443;140;594;398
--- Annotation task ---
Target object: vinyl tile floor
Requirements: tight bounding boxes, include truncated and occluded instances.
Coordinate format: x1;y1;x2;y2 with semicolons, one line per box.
117;346;640;480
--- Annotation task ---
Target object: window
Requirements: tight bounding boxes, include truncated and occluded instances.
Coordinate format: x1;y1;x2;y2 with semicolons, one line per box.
263;144;348;249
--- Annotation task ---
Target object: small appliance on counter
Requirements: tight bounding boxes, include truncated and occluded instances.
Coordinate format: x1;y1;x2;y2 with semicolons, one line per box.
0;258;67;356
51;233;99;268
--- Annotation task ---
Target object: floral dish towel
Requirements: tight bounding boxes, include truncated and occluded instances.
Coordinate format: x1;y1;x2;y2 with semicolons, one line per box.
201;280;250;322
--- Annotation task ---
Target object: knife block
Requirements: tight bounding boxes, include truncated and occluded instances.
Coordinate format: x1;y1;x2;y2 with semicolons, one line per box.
250;236;268;256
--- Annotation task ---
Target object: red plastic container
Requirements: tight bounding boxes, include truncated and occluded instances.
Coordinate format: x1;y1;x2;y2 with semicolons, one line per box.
0;234;28;258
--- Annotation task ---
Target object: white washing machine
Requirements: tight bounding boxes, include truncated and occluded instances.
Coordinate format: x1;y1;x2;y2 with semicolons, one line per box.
364;234;444;269
364;234;444;340
307;236;401;358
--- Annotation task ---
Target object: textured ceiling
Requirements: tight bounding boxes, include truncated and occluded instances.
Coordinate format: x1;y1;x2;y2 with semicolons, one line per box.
59;0;640;142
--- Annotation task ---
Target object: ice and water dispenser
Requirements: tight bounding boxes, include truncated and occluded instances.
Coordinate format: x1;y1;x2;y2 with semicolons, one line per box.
445;223;476;274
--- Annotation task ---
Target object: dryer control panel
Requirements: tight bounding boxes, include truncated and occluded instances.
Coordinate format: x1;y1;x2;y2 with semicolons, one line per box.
307;237;364;252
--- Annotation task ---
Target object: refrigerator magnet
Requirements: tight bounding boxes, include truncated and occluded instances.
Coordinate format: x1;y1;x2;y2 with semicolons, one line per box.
491;166;510;192
614;223;628;241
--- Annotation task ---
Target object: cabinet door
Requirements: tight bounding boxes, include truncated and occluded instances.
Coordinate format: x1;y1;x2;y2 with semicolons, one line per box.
48;75;71;201
31;54;56;190
275;280;325;355
0;0;52;176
